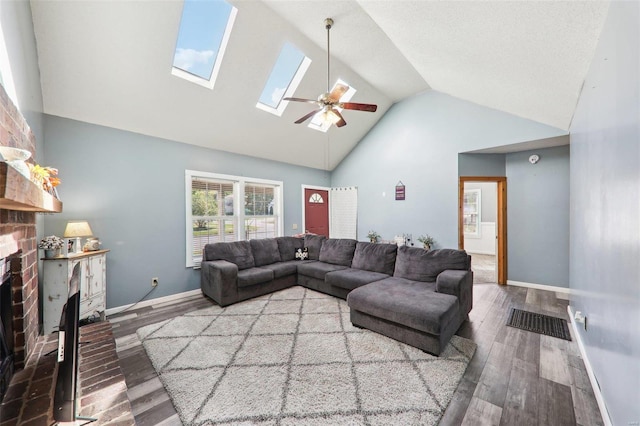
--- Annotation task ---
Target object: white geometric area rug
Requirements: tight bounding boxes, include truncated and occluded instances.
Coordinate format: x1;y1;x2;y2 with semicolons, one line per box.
137;286;476;425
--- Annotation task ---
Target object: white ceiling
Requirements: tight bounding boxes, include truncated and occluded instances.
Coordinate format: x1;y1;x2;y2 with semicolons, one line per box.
29;1;610;170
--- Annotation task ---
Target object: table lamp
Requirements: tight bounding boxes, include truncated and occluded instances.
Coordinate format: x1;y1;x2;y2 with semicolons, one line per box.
63;221;93;254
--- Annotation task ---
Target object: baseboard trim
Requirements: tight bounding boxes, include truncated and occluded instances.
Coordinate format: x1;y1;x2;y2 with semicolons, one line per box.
105;288;202;316
567;305;612;426
506;280;570;295
468;250;496;256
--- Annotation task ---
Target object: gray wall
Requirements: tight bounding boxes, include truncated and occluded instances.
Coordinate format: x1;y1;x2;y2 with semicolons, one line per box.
331;90;566;253
506;146;569;287
43;115;329;308
458;153;505;177
569;1;639;424
458;148;569;287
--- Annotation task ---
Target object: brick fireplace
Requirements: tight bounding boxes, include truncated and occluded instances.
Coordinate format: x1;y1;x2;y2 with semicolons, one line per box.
0;82;40;375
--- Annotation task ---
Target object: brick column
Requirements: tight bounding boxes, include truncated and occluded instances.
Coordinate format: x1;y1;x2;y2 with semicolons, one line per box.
1;81;40;367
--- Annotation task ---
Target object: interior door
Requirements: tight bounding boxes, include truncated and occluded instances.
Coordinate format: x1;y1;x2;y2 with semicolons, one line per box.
304;188;329;237
458;177;507;285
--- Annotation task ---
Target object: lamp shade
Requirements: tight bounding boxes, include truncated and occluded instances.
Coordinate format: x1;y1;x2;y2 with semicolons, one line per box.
63;221;93;238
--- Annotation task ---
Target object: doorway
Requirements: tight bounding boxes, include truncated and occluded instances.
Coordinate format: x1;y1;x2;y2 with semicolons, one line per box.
303;187;329;237
458;177;507;285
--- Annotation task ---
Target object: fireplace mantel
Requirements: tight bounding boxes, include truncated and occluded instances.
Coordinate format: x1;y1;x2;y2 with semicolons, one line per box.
0;163;62;213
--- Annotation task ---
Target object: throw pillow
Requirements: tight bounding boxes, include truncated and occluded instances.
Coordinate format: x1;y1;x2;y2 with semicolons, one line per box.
295;247;309;260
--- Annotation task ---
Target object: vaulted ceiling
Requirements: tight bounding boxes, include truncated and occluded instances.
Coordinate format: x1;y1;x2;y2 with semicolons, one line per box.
29;0;610;170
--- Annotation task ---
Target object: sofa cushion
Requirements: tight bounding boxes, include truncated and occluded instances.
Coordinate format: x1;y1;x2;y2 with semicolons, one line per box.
326;268;390;291
394;247;470;282
260;260;304;279
297;261;348;280
304;234;326;260
319;238;357;267
276;236;305;261
250;238;282;266
347;278;458;335
203;241;255;270
351;242;398;275
237;267;274;288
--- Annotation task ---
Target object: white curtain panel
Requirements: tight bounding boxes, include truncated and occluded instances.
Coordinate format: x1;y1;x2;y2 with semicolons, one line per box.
329;187;358;239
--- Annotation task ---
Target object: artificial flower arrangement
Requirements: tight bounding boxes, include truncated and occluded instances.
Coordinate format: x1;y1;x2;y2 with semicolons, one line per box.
28;163;61;196
38;235;64;250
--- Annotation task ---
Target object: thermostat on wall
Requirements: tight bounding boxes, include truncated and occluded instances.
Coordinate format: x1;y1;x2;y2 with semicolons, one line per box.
529;154;540;164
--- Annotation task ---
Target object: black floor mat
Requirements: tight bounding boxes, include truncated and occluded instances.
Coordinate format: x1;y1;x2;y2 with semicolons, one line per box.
506;308;572;341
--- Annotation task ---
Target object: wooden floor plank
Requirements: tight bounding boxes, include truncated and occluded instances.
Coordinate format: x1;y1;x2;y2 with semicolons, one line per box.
461;397;503;426
473;341;516;408
500;358;538;426
539;335;574;387
538;377;577;426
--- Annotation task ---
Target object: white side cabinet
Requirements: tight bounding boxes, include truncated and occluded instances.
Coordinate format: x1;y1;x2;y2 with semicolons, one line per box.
42;250;109;334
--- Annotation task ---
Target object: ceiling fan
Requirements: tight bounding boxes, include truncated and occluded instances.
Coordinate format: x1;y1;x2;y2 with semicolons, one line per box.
284;18;377;128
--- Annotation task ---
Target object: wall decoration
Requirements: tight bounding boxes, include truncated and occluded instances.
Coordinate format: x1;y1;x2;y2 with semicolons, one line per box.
395;181;405;200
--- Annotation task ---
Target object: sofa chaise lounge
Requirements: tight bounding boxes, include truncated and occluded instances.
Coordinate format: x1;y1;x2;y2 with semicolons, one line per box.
200;234;472;355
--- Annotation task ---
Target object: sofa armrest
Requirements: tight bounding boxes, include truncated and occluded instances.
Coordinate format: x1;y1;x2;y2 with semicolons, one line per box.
436;269;473;316
201;260;239;306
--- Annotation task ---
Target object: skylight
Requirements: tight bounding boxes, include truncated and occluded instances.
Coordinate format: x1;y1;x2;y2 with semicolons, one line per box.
256;43;311;116
171;0;237;89
309;79;356;132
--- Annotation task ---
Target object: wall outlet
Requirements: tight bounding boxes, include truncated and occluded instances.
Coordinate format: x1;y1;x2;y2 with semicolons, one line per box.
151;277;159;287
574;310;587;330
292;223;298;230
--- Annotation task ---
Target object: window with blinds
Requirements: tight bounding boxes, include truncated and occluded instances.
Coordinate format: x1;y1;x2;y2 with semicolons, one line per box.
190;177;237;263
186;171;283;267
244;183;277;240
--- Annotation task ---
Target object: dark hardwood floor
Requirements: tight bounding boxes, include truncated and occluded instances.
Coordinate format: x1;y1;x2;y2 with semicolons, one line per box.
108;284;603;425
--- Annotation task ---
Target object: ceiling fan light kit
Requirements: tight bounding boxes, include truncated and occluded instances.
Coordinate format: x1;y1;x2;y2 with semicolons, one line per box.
283;17;377;129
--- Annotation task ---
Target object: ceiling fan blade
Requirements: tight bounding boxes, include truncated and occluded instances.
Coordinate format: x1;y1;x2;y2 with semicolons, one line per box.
283;97;318;104
328;83;349;102
332;109;347;127
340;102;378;112
294;109;322;124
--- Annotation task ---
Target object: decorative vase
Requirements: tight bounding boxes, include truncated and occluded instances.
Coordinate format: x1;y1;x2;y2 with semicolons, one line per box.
0;147;32;179
423;244;431;250
44;249;58;258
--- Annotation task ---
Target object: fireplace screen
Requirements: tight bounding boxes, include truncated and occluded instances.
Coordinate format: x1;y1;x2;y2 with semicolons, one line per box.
0;262;14;402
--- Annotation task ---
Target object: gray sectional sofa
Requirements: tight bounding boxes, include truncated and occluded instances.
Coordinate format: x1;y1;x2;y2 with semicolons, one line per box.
200;234;473;355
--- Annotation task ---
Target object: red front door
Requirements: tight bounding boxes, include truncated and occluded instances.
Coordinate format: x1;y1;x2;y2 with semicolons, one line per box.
304;188;329;237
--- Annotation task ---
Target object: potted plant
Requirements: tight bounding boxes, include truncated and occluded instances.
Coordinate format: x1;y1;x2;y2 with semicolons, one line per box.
39;235;64;258
417;234;435;250
367;230;381;243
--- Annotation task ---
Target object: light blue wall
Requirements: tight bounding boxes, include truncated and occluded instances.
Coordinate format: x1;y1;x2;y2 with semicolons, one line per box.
43;115;329;308
506;146;569;287
331;91;566;251
569;1;639;424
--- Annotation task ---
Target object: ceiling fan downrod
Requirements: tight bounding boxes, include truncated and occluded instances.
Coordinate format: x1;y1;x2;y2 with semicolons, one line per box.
325;18;333;94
